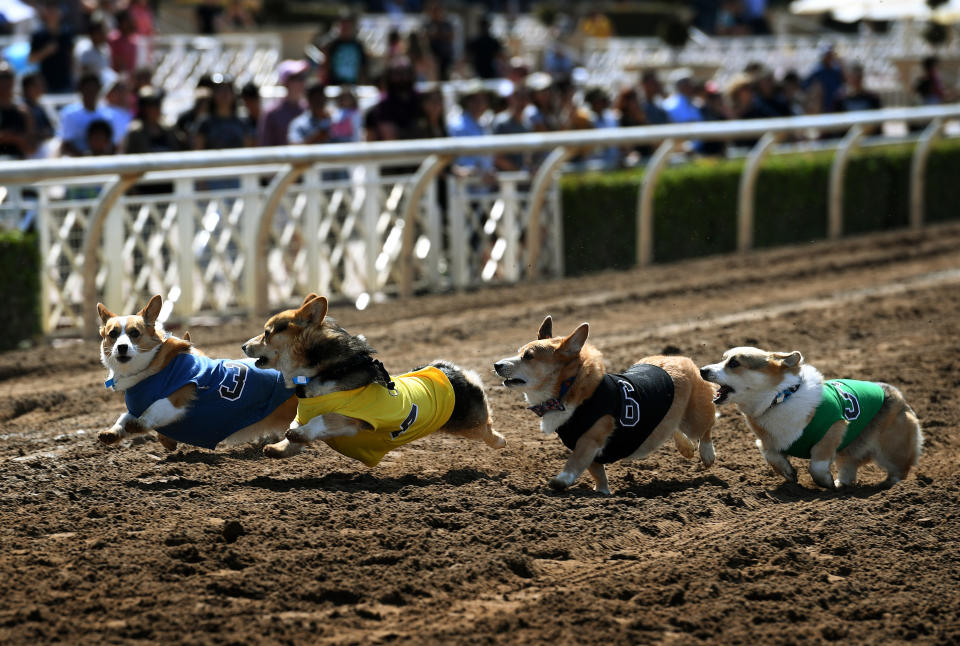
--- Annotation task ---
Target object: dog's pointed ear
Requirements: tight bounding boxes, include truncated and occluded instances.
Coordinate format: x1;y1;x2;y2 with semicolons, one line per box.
301;292;321;307
295;295;328;325
182;331;191;342
537;315;553;340
559;323;589;357
137;294;163;327
775;351;803;367
97;303;116;325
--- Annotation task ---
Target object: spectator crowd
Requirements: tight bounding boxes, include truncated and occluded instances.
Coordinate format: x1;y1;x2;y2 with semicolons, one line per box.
0;0;955;173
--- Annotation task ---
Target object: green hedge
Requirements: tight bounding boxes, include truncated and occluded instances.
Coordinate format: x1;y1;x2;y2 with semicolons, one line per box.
0;231;41;351
561;140;960;275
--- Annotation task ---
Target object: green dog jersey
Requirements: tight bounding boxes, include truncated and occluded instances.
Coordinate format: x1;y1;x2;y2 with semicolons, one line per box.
785;379;885;459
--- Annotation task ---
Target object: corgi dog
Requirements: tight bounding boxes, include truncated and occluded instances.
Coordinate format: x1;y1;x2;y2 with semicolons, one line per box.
493;316;717;494
700;347;922;488
241;293;505;463
97;295;297;451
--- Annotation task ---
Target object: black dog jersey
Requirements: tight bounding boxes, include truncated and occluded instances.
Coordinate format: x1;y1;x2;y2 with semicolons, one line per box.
556;363;675;464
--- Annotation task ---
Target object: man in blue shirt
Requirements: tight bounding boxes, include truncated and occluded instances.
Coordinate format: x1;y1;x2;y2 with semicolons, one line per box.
449;84;494;176
662;70;702;123
804;45;845;113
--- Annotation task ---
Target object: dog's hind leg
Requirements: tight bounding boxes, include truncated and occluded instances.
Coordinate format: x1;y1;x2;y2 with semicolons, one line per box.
157;434;178;451
673;430;696;459
587;462;610;495
263;437;306;458
447;412;506;449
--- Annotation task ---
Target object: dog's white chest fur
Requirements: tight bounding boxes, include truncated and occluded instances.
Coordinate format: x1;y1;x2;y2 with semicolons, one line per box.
744;364;825;452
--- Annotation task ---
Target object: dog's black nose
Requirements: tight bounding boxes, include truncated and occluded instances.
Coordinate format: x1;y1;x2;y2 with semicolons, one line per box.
699;368;710;380
116;344;128;355
493;361;507;376
241;343;249;355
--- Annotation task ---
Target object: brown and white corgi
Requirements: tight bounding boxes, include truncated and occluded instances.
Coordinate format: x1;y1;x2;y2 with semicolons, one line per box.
241;293;505;462
700;347;922;488
494;316;717;494
98;295;297;451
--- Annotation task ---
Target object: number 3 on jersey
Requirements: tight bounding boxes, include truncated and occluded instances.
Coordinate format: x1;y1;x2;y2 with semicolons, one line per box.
834;383;861;421
218;361;249;401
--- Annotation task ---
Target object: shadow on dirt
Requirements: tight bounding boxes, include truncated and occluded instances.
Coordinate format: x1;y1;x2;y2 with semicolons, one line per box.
765;480;890;502
240;467;503;493
615;474;730;499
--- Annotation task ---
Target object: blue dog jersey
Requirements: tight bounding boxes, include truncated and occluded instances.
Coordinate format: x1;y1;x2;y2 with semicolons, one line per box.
124;353;295;449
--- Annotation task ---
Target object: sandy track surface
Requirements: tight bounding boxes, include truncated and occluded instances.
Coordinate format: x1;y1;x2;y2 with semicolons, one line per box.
2;223;959;644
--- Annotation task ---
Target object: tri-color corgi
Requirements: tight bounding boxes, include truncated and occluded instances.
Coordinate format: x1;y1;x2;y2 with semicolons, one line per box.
241;293;505;463
700;347;922;488
98;295;297;451
494;316;717;494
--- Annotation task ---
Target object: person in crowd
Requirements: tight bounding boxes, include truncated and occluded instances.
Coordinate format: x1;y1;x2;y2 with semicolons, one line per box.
448;83;494;178
386;29;404;61
493;82;529;171
325;14;369;86
132;66;154;97
698;80;728;156
780;70;805;116
640;70;669;125
728;72;767;120
30;0;76;93
123;87;182;154
365;58;421;141
75;13;113;86
663;69;702;123
523;71;556;132
615;87;648;161
584;87;619;167
542;32;576;81
222;0;256;31
108;9;142;76
407;31;437;82
59;72;113;156
554;77;593;131
103;76;134;146
466;18;505;80
915;56;953;105
838;63;881;112
424;1;455;81
804;44;845;113
410;87;446;140
129;0;156;37
196;0;222;35
578;11;613;39
21;72;56;156
195;75;251;150
328;87;362;143
258;59;307;146
754;68;791;116
287;81;330;145
239;81;261;143
0;63;32;159
85;118;114;156
175;75;214;148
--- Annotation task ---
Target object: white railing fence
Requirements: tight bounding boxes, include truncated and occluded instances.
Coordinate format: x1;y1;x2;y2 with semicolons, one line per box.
1;104;958;338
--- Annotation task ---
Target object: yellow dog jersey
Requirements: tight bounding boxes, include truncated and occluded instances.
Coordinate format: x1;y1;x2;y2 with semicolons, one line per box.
294;366;456;467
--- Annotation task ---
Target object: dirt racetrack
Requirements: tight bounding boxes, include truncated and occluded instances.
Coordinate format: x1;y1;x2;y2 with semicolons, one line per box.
2;223;960;645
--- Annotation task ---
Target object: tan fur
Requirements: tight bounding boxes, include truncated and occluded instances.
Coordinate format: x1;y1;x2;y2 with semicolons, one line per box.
245;293;505;460
496;317;717;493
98;294;297;452
702;347;922;488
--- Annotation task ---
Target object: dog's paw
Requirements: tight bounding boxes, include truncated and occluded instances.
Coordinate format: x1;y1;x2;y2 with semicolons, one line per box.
284;427;307;444
548;472;575;490
488;431;506;449
263;438;304;459
674;431;696;459
594;485;611;495
98;428;123;445
157;434;178;451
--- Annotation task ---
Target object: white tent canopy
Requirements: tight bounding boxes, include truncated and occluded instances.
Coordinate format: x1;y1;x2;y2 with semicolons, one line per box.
791;0;960;23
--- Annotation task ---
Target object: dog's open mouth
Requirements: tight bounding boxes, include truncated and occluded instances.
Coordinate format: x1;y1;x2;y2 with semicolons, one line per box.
255;356;268;368
116;355;132;364
503;378;526;388
713;384;734;404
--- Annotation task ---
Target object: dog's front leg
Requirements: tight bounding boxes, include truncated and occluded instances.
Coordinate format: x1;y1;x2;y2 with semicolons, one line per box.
808;421;847;489
755;439;798;483
286;413;359;443
138;397;188;431
99;412;143;445
550;417;613;491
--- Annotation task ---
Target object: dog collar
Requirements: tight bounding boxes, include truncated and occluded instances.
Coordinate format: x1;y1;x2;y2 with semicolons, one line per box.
528;377;576;417
771;382;802;407
104;377;115;389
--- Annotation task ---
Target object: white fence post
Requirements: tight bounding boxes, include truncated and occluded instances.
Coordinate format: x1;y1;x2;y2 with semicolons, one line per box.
174;178;195;317
362;163;381;295
103;200;124;311
241;173;262;311
448;177;469;290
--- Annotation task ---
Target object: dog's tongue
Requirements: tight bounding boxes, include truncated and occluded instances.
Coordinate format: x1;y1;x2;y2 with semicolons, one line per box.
713;385;733;402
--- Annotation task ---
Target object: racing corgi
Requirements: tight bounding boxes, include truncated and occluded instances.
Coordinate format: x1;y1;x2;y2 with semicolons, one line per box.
494;316;717;494
97;295;297;451
241;294;505;463
700;347;922;488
